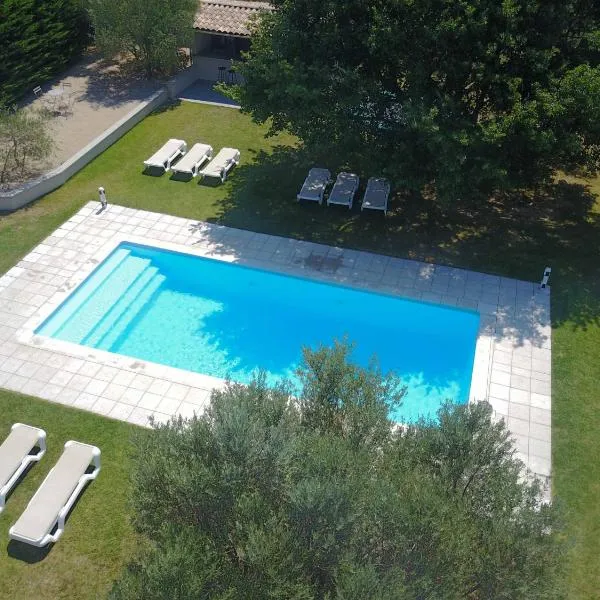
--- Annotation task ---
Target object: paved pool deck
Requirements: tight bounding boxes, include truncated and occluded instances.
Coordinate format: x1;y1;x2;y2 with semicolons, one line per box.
0;202;552;487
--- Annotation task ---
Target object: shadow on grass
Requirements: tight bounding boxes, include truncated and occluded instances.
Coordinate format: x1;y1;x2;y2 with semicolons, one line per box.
197;144;600;332
151;99;182;115
142;167;166;178
169;172;193;183
7;540;53;564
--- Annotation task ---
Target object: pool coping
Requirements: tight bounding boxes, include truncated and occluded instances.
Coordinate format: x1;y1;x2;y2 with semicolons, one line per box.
0;202;552;486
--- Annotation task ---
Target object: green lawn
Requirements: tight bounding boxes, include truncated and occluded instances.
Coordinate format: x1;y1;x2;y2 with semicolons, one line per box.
0;391;138;599
1;100;599;597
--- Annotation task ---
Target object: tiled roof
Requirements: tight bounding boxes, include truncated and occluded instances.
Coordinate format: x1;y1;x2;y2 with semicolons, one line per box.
194;0;273;36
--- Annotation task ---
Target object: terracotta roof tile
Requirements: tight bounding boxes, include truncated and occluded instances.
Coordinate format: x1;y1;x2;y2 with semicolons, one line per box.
194;0;273;36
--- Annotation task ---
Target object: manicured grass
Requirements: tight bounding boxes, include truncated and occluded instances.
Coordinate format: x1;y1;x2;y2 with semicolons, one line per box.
0;391;138;599
1;100;599;597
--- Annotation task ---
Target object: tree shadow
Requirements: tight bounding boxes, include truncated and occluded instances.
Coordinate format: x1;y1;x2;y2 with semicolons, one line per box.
151;99;182;115
200;144;600;332
76;54;161;109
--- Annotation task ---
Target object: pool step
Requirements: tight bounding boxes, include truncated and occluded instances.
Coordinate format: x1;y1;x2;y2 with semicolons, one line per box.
81;263;161;347
53;253;151;343
92;268;166;351
38;247;131;338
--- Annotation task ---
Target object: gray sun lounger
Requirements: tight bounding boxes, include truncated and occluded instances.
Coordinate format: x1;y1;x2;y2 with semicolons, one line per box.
0;423;46;514
171;142;213;177
361;177;391;215
327;172;359;209
297;168;331;204
9;441;100;547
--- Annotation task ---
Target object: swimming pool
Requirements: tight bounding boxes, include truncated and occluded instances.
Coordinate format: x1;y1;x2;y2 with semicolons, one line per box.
36;242;480;423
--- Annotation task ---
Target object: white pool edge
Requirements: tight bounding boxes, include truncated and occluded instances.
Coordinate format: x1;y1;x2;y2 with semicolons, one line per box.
0;202;552;489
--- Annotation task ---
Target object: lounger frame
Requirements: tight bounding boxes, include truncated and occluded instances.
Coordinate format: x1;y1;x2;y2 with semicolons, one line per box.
199;148;240;183
171;143;213;177
0;423;46;514
143;139;187;172
297;168;331;204
361;177;391;215
9;441;101;547
327;172;359;209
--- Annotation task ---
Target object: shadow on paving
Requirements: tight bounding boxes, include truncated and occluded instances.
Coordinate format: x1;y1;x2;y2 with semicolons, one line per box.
195;144;600;332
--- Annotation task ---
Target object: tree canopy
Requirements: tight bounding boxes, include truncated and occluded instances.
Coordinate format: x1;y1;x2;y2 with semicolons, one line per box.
0;0;89;107
111;342;566;600
235;0;600;203
0;107;53;186
86;0;197;77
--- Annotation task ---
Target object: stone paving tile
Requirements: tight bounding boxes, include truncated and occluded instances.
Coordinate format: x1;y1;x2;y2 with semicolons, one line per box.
127;407;153;427
120;387;144;406
0;202;553;491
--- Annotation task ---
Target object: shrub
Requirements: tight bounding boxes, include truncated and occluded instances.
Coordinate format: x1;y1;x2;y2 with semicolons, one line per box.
0;107;53;186
111;342;566;600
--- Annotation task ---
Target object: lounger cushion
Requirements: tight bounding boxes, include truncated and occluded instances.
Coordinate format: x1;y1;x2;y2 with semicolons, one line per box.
172;143;212;173
362;178;390;211
144;139;185;167
0;425;41;489
328;172;359;206
10;443;96;544
297;168;331;201
200;147;240;177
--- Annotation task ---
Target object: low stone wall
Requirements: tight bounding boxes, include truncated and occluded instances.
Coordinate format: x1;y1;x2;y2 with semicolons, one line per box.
0;88;168;212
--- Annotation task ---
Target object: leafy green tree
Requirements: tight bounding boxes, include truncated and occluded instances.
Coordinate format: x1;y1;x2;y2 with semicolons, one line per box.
234;0;600;203
110;342;565;600
0;107;53;185
86;0;197;77
0;0;89;107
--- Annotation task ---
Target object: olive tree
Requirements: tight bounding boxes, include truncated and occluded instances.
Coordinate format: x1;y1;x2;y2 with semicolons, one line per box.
0;107;53;186
87;0;197;77
110;342;566;600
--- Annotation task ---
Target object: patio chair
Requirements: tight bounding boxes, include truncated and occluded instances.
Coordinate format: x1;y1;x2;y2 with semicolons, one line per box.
327;172;359;209
33;86;42;99
9;440;101;547
198;147;240;183
361;177;391;215
0;423;46;514
143;139;187;173
297;168;331;204
171;143;214;177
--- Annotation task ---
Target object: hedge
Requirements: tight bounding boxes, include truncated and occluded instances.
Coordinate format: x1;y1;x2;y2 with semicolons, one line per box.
0;0;89;107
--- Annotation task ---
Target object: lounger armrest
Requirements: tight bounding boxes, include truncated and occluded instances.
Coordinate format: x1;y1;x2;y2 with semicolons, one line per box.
165;144;186;172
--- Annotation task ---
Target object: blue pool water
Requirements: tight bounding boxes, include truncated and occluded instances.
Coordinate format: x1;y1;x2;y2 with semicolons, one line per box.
36;242;479;423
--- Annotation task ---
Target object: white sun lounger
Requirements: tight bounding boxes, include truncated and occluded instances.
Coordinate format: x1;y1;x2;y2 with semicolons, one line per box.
327;172;359;209
361;177;391;215
0;423;46;514
9;441;101;547
296;168;331;204
143;138;187;172
198;147;240;182
171;142;213;177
